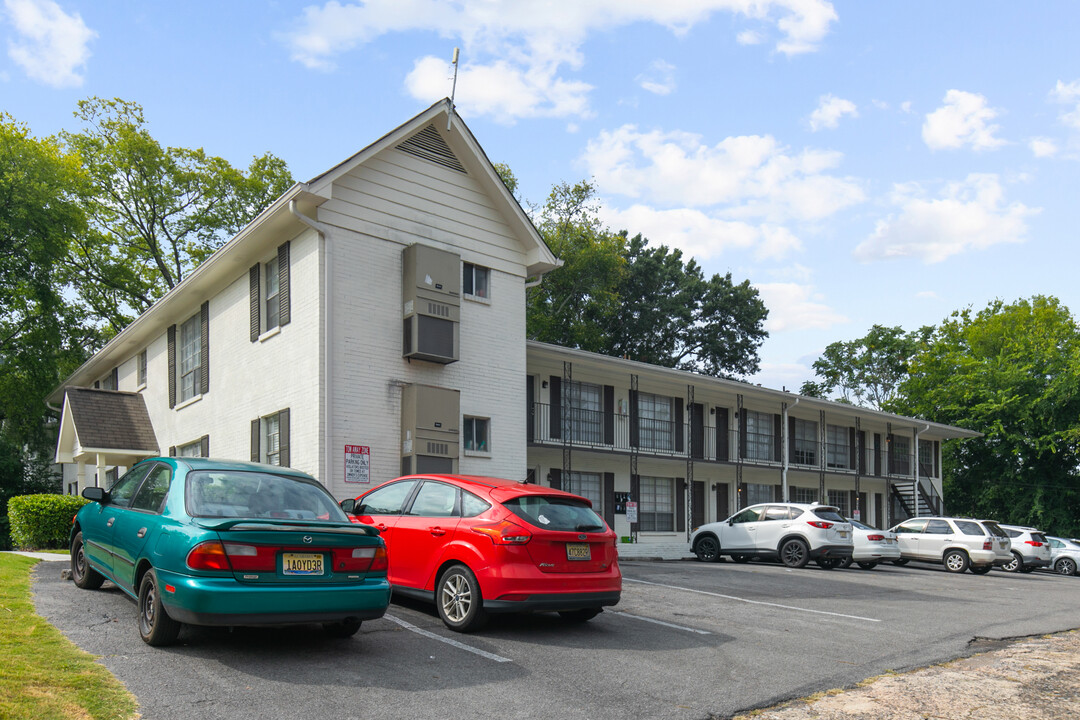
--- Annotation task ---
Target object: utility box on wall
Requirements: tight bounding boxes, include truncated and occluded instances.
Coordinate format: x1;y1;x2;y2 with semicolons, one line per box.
401;383;459;475
402;243;460;364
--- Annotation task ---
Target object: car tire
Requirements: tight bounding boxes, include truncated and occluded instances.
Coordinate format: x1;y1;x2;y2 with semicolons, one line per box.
436;565;488;633
816;557;841;569
1002;552;1022;572
943;550;970;574
732;554;751;564
780;539;810;569
138;569;182;647
694;536;720;563
856;562;878;570
559;608;601;623
839;556;853;569
323;619;362;638
969;564;993;575
1055;557;1078;576
1017;565;1035;574
70;531;105;590
891;558;909;566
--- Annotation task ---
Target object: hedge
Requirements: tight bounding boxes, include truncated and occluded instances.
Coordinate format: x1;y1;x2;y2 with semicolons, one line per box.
7;494;89;550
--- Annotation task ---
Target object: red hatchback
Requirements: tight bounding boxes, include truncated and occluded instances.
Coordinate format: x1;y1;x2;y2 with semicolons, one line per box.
341;474;621;632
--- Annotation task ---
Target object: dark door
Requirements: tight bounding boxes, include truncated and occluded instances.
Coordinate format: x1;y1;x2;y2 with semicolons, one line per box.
715;482;730;522
691;403;705;459
692;480;705;529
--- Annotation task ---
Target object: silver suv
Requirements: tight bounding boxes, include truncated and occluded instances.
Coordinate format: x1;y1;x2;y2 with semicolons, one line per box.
997;524;1051;573
889;517;1012;574
690;503;853;569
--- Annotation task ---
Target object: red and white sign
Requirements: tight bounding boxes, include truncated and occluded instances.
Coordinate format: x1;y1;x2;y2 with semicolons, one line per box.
625;501;638;524
344;445;370;484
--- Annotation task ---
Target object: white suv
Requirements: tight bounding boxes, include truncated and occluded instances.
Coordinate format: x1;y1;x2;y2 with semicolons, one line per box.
889;517;1012;574
997;524;1051;573
690;503;854;569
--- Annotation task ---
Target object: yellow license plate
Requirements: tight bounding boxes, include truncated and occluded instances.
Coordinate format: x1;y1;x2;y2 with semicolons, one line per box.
283;553;324;576
566;543;591;561
839;531;848;538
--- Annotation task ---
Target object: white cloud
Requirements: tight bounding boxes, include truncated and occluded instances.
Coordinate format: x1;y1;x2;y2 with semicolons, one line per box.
598;204;802;262
1029;137;1058;158
636;59;676;96
922;90;1006;151
915;290;938;299
282;0;838;120
1051;80;1080;130
736;30;763;45
755;282;848;332
4;0;95;88
582;125;864;223
808;94;857;131
854;174;1038;264
900;101;913;113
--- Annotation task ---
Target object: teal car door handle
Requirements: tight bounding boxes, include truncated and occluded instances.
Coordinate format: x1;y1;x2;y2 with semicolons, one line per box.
137;528;147;538
106;517;115;527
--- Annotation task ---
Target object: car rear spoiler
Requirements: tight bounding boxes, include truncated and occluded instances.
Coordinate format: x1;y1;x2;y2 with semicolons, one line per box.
193;519;382;536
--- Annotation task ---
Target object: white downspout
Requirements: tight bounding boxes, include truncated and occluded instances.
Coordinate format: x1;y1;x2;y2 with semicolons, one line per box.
781;397;801;502
288;200;334;491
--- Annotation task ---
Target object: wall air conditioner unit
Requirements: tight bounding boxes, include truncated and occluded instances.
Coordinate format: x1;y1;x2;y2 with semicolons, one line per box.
401;383;459;475
402;243;460;364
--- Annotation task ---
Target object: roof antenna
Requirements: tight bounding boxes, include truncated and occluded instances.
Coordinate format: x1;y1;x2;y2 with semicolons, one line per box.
447;47;460;131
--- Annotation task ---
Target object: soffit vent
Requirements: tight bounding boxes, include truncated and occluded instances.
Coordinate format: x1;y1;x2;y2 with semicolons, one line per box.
396;124;467;174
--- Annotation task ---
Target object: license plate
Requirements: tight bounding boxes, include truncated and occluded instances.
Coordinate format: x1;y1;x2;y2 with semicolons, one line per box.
283;553;324;576
838;531;848;538
566;543;591;561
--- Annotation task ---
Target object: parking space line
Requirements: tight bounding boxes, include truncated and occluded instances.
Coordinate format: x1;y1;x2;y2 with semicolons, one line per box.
383;614;513;663
609;610;712;634
624;578;882;623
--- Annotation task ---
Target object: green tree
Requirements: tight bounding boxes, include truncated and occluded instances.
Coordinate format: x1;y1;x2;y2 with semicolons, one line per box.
893;297;1080;536
800;325;928;410
61;98;295;331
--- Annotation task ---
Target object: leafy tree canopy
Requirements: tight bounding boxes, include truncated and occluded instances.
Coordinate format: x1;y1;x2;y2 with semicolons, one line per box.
893;296;1080;536
60;98;295;331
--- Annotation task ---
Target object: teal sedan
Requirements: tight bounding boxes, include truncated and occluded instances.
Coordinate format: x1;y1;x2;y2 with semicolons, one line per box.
70;457;391;646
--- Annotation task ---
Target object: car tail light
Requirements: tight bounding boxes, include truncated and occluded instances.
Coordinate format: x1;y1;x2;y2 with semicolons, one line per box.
983;539;993;550
472;519;532;545
807;521;834;529
222;543;277;571
867;534;885;541
187;541;233;571
332;546;388;572
1025;540;1044;547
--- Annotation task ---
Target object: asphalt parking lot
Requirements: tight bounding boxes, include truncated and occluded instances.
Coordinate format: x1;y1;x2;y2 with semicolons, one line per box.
32;557;1080;720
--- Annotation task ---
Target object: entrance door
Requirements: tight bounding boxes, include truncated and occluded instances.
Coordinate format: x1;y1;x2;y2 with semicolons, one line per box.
691;481;705;529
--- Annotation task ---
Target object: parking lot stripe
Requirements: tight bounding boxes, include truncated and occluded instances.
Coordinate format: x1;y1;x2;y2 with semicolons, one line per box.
624;578;882;623
383;614;513;662
609;610;712;634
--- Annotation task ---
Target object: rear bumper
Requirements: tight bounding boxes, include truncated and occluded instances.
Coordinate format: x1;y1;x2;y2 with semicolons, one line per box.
808;544;853;560
852;545;901;562
1022;557;1051;568
156;568;392;627
483;590;621;614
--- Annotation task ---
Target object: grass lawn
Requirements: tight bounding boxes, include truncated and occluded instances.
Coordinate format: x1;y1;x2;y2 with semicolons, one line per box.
0;553;139;719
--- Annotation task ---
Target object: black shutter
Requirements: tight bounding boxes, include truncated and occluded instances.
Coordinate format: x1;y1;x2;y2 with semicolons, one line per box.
549;468;562;490
278;241;291;326
716;408;729;461
279;408;290;467
874;433;882;476
739;410;747;460
200;434;209;458
603;385;615;445
934;441;940;477
858;431;867;474
167;324;177;408
773;414;782;462
249;264;261;342
251;419;260;462
676;478;686;532
200;301;209;395
110;367;118;390
630;474;640;533
774;484;783;502
788;416;796;463
849;490;857;518
526;377;535;442
691;404;705;459
168;446;176;457
603;472;615;530
849;428;857;470
691;481;705;529
674;398;684;453
715;482;729;520
549;376;561;440
629;390;639;448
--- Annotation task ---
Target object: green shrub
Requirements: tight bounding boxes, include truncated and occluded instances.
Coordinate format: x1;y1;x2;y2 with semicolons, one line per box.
7;494;88;550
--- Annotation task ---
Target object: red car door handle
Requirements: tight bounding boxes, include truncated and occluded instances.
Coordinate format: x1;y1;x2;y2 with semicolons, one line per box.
429;527;446;536
376;523;389;531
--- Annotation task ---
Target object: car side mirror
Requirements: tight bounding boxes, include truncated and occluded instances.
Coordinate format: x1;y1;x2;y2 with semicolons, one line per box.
728;519;735;526
339;498;356;514
82;487;107;504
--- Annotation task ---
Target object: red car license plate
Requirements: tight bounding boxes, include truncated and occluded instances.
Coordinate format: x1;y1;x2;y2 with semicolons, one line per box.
566;543;591;561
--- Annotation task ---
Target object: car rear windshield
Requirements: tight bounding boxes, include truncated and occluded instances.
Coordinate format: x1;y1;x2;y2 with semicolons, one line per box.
811;508;846;523
982;521;1009;538
503;496;606;532
187;470;348;522
849;519;876;531
954;520;984;535
1031;533;1048;543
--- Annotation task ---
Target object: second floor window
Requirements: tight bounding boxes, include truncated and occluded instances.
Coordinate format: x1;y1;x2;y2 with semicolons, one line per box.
792;418;817;465
638;392;673;451
744;410;774;461
463;262;489;298
568;381;602;444
464;417;490;452
890;436;911;475
137;349;147;387
265;259;280;331
826;424;850;469
179;313;202;401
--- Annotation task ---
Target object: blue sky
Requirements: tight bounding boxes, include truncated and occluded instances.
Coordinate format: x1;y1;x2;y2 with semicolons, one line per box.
4;1;1080;391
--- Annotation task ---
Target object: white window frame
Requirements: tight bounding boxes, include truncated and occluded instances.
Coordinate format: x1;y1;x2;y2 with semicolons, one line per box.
791;486;818;504
265;259;280;332
745;482;773;505
744;410;774;461
569;471;602;515
792;418;817;466
178;440;202;458
264;413;281;466
826;424;850;469
463;416;490;454
179;313;202;402
827;489;850;516
568;380;603;444
137;349;147;389
638;392;674;451
463;262;490;300
639;476;674;532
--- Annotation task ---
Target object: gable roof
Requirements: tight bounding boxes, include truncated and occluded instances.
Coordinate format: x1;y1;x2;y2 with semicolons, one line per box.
55;388;159;465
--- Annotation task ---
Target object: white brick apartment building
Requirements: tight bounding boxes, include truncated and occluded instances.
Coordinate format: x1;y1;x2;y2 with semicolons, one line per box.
52;99;978;552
